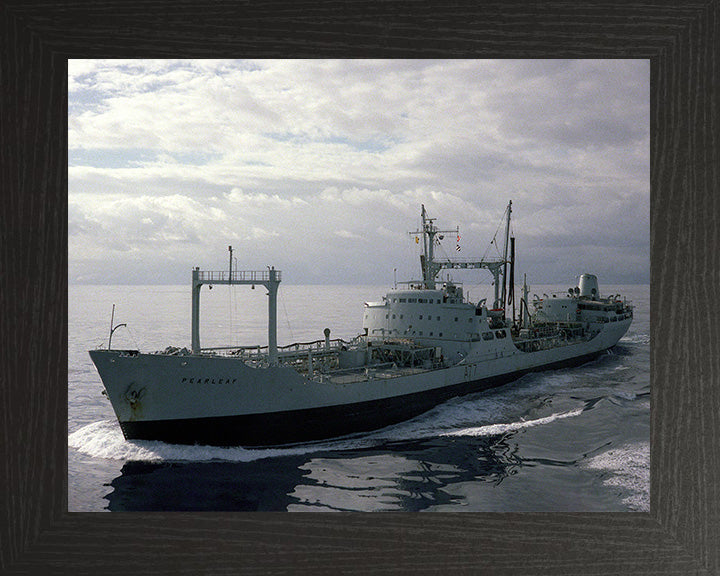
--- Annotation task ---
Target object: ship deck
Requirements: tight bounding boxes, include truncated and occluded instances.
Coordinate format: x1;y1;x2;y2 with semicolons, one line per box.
327;365;433;385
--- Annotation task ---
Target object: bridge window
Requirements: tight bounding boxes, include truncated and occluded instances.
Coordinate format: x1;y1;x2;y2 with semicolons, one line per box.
482;332;494;340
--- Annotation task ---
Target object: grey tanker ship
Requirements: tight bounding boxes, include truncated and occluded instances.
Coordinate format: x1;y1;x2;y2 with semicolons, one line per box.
89;202;633;446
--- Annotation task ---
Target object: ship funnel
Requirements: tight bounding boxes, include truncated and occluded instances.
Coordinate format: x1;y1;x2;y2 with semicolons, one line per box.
578;273;599;299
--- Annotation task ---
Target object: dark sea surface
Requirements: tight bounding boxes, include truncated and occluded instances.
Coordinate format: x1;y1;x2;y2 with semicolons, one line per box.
68;282;649;512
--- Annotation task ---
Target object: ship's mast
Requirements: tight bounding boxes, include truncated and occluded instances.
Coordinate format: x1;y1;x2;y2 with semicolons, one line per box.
421;205;431;286
411;204;459;289
191;265;281;363
409;204;506;299
522;273;530;327
501;200;512;309
421;205;428;279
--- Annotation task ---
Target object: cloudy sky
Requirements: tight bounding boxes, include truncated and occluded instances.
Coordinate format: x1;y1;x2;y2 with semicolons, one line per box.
68;59;649;287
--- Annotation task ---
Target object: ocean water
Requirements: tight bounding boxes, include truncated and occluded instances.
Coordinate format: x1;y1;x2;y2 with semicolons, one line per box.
68;282;649;512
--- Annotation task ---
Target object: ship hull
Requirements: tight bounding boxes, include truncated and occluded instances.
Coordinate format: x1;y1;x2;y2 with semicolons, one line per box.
89;341;613;446
118;350;603;446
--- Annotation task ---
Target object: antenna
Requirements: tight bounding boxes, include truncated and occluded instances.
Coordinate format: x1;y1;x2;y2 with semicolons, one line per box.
108;304;127;350
501;200;512;309
408;204;460;289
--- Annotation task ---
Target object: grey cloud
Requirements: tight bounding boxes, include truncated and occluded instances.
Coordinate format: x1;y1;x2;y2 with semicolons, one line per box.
489;60;648;149
69;59;649;285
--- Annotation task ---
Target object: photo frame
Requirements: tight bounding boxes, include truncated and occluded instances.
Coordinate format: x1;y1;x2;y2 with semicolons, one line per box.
1;1;717;574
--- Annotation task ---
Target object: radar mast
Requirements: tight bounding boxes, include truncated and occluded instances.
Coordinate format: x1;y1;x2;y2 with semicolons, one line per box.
408;202;512;309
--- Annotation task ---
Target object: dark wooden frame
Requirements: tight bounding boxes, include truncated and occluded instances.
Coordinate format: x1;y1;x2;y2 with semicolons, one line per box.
1;2;718;574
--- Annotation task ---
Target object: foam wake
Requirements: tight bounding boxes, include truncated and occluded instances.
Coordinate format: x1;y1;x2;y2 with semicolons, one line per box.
621;333;650;345
583;442;650;511
68;404;584;463
68;420;357;463
440;407;584;437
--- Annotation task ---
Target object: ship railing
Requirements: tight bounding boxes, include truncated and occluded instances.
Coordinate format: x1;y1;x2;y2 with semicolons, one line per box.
197;270;282;283
511;323;592;353
512;334;565;353
394;279;465;288
325;361;438;384
201;336;359;359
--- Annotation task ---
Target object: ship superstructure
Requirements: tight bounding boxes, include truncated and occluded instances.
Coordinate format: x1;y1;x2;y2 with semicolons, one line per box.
89;202;633;446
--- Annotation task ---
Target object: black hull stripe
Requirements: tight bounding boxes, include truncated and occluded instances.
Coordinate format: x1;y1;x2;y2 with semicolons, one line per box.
120;350;604;447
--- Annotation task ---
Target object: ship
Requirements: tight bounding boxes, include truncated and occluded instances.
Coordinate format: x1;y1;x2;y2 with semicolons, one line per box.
89;202;633;447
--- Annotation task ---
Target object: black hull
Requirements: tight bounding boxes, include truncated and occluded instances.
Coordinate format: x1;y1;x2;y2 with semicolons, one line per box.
119;350;605;447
